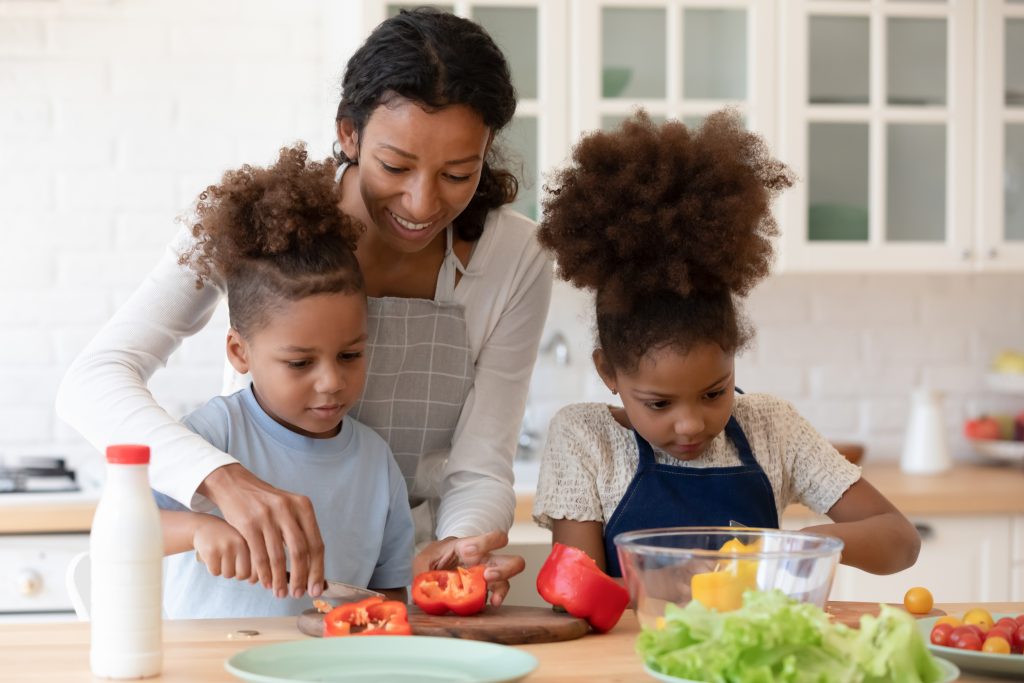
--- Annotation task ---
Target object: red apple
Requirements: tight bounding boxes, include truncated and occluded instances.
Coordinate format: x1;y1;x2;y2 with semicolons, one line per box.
965;416;1001;440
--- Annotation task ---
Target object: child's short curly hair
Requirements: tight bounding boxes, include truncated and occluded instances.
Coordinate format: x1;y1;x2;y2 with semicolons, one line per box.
538;110;793;372
179;144;365;336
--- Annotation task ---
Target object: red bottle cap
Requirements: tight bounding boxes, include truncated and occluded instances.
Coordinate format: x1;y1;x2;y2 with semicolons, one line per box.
105;444;150;465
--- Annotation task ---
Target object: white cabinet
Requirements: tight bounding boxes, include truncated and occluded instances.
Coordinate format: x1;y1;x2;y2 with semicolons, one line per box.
1013;514;1024;601
785;513;1015;603
777;0;1024;272
365;0;1024;273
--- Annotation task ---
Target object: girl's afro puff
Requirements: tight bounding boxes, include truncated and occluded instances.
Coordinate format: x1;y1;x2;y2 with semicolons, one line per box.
538;110;793;311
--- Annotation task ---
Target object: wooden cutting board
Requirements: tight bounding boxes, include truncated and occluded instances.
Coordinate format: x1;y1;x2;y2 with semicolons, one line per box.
826;601;945;628
298;605;590;644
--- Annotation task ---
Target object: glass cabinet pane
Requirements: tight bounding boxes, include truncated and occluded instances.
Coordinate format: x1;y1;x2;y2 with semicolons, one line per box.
472;7;538;100
602;8;666;98
808;123;870;241
683;9;746;100
388;4;453;16
499;116;538;220
886;124;946;242
888;18;946;106
1007;19;1024;107
1007;124;1024;241
809;16;869;105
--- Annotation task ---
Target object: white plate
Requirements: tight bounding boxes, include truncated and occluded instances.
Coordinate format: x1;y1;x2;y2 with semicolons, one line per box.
968;438;1024;463
643;657;960;682
226;635;538;683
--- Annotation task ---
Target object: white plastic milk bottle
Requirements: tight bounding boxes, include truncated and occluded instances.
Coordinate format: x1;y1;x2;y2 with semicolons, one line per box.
90;444;163;679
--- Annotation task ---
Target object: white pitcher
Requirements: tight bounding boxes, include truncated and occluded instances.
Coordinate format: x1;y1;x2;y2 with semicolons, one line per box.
900;388;953;474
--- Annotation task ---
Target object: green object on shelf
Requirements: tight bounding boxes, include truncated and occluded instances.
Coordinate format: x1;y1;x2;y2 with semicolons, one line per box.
602;66;632;98
808;203;869;241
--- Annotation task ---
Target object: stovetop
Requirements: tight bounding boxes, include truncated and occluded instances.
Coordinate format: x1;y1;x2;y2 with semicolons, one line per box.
0;456;80;494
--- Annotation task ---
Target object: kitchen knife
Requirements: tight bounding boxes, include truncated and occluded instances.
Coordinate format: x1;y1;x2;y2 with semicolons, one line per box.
319;579;383;603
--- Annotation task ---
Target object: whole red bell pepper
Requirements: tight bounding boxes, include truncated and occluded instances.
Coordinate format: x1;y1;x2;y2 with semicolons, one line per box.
411;565;488;616
323;596;412;637
535;543;630;633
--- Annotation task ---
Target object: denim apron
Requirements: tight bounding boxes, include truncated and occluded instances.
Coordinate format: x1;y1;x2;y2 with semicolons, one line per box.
602;415;779;577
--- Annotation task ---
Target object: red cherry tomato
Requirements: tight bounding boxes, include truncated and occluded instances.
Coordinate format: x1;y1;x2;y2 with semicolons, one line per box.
1012;624;1024;654
949;625;982;648
995;617;1018;632
930;623;954;647
1015;615;1024;628
955;632;983;651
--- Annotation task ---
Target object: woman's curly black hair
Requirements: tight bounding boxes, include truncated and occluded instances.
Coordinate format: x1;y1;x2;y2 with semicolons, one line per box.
179;143;365;337
538;110;794;373
335;7;518;242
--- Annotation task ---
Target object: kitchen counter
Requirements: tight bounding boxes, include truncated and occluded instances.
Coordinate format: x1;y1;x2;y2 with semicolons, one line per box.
0;490;98;534
514;462;1024;523
0;602;1019;682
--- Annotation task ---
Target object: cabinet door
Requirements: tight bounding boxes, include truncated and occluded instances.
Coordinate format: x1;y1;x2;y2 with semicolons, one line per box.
778;0;975;272
366;1;569;221
830;515;1012;603
571;0;776;145
976;1;1024;270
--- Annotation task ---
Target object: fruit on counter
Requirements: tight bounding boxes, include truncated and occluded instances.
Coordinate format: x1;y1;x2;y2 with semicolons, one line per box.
322;596;412;636
411;565;487;616
929;608;1024;655
992;349;1024;374
690;537;760;612
964;416;1002;440
639;590;945;683
903;586;934;615
535;542;630;633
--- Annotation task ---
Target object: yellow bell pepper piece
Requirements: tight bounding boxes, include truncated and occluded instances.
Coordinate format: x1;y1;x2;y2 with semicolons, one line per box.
690;538;761;612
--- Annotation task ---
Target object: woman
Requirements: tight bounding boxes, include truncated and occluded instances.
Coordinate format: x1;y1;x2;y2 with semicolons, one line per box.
56;8;552;606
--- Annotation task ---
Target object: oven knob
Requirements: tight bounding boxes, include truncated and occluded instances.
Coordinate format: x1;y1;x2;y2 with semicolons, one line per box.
16;569;42;596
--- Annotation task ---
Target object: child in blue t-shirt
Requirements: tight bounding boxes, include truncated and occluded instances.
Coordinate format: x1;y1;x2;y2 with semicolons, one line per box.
154;145;413;618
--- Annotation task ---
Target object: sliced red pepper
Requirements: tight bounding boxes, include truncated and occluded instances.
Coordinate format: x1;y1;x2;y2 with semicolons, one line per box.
535;543;631;633
411;565;488;616
322;596;412;637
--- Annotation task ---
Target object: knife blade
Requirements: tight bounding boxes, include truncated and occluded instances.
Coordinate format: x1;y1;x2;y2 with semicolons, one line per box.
320;579;383;603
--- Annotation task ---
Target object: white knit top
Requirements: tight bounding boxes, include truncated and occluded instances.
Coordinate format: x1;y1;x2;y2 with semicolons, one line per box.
533;394;861;529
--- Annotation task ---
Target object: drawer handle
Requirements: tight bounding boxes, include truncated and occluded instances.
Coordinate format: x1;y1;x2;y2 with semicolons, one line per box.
913;523;934;541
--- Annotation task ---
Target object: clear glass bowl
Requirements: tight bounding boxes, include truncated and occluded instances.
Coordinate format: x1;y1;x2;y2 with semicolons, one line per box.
615;527;843;629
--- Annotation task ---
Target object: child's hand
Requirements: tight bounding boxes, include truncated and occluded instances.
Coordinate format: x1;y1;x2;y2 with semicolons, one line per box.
193;516;256;583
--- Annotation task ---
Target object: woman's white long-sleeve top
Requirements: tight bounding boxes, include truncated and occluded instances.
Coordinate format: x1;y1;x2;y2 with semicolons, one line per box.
56;206;553;539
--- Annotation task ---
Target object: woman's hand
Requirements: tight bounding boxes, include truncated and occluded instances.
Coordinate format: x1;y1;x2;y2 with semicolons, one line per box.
197;463;325;599
192;515;255;582
414;530;526;607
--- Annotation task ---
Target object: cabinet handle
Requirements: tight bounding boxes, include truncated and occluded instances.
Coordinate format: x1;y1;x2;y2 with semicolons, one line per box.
988;247;998;259
961;249;972;260
913;523;934;541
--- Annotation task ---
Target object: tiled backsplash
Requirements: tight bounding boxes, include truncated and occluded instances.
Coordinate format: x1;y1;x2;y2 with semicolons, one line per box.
523;276;1024;469
2;2;1023;475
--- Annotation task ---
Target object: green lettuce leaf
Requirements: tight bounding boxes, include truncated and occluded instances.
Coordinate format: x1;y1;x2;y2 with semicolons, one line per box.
636;591;944;683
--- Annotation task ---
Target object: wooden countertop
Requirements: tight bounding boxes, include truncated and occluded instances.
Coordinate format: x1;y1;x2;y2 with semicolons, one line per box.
3;462;1021;535
1;602;1020;682
514;462;1024;523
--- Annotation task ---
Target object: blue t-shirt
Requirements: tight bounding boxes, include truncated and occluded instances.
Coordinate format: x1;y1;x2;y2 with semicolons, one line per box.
155;385;414;619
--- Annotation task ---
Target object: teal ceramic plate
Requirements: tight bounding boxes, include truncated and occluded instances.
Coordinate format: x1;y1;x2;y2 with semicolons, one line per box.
919;613;1024;678
644;658;959;683
225;635;538;682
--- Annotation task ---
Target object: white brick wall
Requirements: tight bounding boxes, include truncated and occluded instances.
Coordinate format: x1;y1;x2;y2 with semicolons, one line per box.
1;1;1023;478
0;0;360;467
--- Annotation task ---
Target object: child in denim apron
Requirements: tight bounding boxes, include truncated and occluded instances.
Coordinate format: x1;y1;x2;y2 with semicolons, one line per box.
532;111;921;578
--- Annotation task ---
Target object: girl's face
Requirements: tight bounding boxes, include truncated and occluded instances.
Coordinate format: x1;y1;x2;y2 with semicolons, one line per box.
337;98;492;254
227;292;368;439
600;342;736;461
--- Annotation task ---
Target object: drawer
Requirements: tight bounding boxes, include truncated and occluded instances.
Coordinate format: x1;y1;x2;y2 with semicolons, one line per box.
0;534;89;613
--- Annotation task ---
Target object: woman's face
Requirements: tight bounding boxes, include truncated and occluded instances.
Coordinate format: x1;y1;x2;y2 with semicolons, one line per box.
338;98;492;254
601;343;736;462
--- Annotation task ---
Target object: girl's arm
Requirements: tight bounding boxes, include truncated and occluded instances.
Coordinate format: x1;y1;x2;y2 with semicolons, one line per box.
551;519;607;570
802;478;921;574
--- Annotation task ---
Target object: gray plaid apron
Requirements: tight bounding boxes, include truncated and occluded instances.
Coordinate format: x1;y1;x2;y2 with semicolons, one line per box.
349;226;474;545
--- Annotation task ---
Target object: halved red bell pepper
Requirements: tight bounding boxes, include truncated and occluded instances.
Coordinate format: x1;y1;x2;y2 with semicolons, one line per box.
322;596;412;637
411;565;487;616
535;543;630;633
